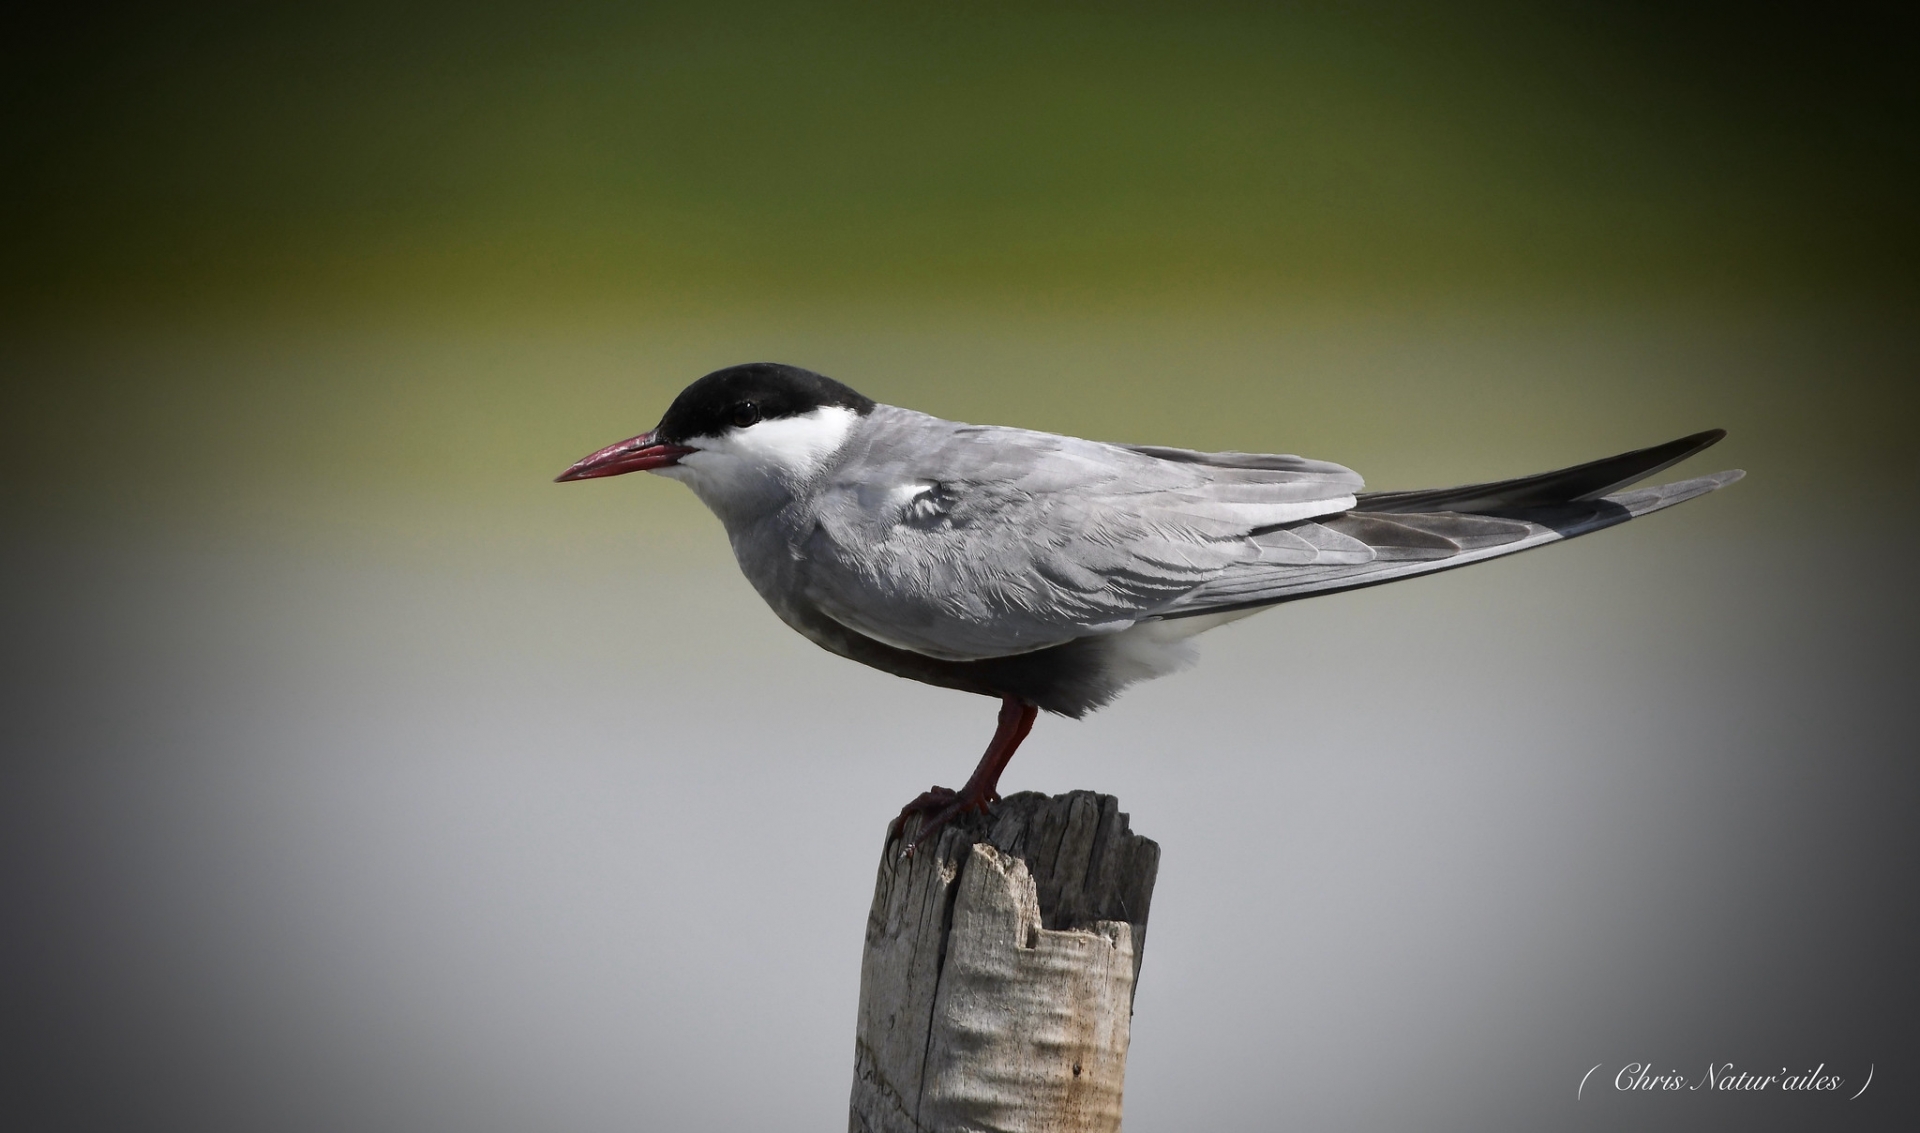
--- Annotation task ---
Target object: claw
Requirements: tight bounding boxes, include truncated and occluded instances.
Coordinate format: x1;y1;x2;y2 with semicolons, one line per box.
887;786;959;847
885;696;1039;857
889;783;997;857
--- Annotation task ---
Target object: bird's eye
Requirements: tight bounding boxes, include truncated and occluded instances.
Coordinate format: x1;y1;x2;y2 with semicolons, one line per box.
731;401;761;428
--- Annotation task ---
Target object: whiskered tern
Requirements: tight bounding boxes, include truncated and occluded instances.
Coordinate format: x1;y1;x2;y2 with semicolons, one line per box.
559;362;1742;850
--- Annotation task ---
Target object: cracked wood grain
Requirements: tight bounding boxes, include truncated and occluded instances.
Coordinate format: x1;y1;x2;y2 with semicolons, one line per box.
850;792;1160;1133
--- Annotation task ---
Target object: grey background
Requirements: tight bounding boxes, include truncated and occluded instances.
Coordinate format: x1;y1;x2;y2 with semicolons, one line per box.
4;314;1915;1132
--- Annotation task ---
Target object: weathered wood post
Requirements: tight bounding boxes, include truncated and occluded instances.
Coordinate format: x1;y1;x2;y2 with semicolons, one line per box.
850;791;1160;1133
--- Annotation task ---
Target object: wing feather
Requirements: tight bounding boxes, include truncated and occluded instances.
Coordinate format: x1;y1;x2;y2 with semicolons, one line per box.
797;409;1361;659
787;410;1737;657
1160;472;1737;617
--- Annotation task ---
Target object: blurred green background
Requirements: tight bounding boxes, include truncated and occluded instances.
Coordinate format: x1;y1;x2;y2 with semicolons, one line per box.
3;1;1915;543
8;1;1917;307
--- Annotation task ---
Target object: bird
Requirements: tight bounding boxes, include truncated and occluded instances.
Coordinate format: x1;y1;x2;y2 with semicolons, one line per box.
557;362;1742;851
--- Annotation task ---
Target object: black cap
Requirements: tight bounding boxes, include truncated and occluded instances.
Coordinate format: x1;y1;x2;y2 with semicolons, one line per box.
656;363;876;443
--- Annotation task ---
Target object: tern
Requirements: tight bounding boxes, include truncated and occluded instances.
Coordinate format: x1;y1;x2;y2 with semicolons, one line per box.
558;362;1742;849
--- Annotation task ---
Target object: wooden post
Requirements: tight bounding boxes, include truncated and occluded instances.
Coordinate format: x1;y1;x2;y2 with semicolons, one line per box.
850;791;1160;1133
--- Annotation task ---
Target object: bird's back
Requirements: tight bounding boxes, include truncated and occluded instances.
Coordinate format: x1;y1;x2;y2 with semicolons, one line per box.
788;406;1366;661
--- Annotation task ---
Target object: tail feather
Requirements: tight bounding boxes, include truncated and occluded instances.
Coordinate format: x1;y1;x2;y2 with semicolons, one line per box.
1608;468;1745;516
1352;428;1727;514
1156;431;1742;621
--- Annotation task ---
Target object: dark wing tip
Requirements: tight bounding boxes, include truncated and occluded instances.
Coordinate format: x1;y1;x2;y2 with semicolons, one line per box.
1567;427;1728;501
1675;427;1728;453
1353;428;1734;514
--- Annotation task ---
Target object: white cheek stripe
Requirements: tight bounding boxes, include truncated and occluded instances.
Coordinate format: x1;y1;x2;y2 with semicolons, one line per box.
672;405;860;501
724;406;859;480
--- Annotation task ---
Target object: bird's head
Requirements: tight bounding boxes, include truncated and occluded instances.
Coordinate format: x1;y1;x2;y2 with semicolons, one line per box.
556;362;876;517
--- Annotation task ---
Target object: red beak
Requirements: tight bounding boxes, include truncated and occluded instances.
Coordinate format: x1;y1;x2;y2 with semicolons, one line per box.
554;430;697;482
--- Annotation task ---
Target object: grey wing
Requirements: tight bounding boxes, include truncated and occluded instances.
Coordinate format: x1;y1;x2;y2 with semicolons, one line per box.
1161;431;1742;616
799;412;1363;660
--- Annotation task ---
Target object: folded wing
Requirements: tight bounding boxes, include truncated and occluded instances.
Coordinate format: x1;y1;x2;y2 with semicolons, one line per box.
1160;432;1740;617
798;410;1739;658
800;411;1363;660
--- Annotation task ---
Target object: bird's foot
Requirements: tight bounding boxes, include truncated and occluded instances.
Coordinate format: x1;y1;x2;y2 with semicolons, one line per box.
887;784;1000;857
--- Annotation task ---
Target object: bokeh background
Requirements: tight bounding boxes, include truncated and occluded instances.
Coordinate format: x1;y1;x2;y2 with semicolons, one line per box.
3;3;1916;1130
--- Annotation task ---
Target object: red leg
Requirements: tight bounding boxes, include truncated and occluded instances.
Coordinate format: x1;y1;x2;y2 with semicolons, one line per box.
888;696;1040;855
